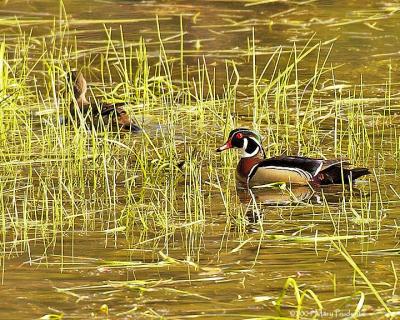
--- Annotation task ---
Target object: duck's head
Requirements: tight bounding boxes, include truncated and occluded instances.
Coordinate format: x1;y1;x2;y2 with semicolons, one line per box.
216;128;265;158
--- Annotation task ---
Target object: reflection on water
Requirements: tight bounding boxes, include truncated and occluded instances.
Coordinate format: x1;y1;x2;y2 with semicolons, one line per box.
239;184;370;205
238;184;316;205
239;184;371;226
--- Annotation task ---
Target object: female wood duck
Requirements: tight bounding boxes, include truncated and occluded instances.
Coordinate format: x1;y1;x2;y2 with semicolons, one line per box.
216;128;370;187
67;71;140;132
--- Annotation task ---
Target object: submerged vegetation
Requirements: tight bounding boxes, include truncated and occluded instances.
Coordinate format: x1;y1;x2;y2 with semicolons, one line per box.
0;1;400;319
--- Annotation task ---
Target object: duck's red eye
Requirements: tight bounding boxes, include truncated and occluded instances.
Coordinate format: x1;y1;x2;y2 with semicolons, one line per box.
236;132;243;139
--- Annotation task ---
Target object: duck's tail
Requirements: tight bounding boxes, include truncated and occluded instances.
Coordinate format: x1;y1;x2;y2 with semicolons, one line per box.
349;167;370;181
318;166;370;185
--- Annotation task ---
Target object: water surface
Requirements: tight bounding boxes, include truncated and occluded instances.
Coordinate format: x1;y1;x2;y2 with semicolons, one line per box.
1;1;400;319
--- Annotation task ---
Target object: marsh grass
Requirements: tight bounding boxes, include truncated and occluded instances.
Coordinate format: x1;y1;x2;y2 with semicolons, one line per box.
0;7;399;319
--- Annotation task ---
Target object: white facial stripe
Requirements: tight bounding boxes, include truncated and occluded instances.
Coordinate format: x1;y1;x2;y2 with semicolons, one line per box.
241;137;261;158
241;138;248;156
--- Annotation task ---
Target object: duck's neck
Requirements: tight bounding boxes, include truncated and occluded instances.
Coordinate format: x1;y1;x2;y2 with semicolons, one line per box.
73;74;90;109
236;138;265;184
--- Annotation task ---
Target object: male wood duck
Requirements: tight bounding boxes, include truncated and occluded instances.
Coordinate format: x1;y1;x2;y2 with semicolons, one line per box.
67;71;140;132
216;128;370;187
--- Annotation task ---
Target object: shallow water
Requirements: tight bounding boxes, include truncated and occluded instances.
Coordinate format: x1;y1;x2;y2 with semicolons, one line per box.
1;0;400;319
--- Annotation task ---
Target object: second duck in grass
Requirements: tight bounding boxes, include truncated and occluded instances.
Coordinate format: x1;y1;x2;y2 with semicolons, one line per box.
67;70;140;132
216;128;370;188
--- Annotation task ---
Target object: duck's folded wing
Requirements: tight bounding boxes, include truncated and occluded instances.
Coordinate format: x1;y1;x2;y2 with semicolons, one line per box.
259;156;325;176
260;155;348;175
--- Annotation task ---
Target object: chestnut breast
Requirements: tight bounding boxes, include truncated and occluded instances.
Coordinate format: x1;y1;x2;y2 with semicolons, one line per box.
236;157;263;184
